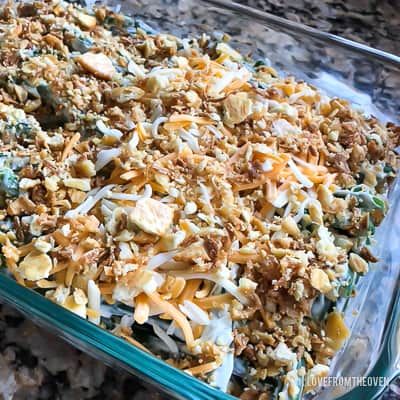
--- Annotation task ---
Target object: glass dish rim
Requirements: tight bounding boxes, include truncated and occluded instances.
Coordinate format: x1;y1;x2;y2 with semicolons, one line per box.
205;0;400;67
0;1;399;399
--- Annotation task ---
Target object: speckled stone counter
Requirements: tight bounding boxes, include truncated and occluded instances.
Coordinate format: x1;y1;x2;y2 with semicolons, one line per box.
0;303;161;399
237;0;400;56
0;1;399;399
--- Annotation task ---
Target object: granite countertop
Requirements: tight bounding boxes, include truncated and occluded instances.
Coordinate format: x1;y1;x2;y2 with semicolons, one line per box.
0;1;399;399
237;0;400;56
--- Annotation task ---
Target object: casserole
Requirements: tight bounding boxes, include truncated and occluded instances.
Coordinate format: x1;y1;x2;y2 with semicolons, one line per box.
0;1;399;399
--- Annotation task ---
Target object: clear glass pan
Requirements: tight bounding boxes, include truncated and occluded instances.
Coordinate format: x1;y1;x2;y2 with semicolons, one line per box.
1;1;399;399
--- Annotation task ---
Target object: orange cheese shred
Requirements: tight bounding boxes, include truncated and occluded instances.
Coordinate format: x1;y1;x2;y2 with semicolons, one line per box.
228;252;261;264
184;361;220;376
178;279;202;303
134;293;150;325
136;122;148;141
148;291;194;347
61;132;80;162
168;113;214;125
98;282;115;295
194;293;234;310
120;333;153;355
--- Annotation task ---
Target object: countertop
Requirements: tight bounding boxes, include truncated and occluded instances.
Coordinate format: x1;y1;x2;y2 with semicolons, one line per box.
0;1;399;399
238;0;400;56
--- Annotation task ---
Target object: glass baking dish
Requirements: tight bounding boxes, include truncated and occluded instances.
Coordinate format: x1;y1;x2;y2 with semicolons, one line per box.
0;0;400;399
